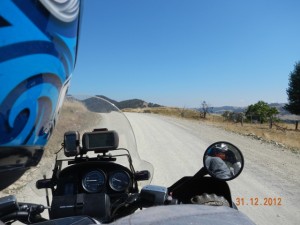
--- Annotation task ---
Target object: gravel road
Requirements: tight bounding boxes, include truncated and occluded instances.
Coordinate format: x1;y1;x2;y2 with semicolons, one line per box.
3;112;299;225
125;112;300;225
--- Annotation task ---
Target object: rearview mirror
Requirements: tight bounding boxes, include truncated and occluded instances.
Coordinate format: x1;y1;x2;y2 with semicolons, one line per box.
203;142;244;181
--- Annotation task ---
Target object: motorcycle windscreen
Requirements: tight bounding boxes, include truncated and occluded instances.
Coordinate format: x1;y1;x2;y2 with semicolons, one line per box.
49;96;154;187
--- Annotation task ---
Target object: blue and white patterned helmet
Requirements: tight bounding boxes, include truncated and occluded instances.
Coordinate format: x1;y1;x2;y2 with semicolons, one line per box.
0;0;82;189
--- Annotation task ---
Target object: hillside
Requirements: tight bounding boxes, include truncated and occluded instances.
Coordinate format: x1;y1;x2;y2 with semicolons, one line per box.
206;103;292;116
91;95;298;121
211;106;245;114
96;95;162;109
208;103;299;122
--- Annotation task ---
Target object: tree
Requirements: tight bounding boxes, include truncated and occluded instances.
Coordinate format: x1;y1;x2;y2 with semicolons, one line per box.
222;111;231;121
284;62;300;129
245;101;279;124
180;106;186;118
222;111;245;126
199;101;212;119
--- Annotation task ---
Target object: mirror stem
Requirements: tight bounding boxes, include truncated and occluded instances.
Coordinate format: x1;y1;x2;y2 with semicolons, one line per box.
193;167;208;179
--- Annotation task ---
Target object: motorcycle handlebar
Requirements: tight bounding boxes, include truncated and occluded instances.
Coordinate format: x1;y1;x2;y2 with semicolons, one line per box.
0;202;48;224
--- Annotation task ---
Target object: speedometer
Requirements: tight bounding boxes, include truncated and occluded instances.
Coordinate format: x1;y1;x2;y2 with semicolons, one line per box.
109;171;131;192
82;170;105;193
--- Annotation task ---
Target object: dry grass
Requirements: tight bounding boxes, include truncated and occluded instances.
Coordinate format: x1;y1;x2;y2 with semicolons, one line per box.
44;99;101;156
124;107;300;152
123;107;201;119
207;116;300;151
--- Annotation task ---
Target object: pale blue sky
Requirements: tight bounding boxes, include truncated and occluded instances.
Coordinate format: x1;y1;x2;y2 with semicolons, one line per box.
70;0;300;107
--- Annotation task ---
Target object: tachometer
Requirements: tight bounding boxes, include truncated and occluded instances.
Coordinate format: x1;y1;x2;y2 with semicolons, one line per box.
82;170;105;193
109;171;131;192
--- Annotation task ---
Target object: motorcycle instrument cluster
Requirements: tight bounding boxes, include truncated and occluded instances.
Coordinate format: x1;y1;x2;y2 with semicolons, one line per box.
109;171;131;192
82;170;106;193
81;169;132;193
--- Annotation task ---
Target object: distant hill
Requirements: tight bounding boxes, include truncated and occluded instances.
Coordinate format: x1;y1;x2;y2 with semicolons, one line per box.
96;95;119;105
211;106;245;114
96;95;162;109
93;96;293;117
207;103;289;116
204;103;299;122
69;95;298;121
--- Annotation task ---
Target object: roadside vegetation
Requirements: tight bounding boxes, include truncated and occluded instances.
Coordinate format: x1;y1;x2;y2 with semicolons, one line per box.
123;107;300;152
45;98;100;156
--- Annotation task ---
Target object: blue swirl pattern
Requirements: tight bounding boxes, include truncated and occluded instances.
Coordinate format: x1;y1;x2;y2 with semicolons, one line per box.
0;0;80;147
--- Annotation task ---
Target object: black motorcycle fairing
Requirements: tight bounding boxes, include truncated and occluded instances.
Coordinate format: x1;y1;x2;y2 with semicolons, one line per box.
48;160;137;221
169;176;233;207
28;216;99;225
50;193;111;222
53;161;136;196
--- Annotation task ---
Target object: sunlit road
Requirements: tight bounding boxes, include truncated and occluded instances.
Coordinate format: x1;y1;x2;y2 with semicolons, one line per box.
126;112;300;225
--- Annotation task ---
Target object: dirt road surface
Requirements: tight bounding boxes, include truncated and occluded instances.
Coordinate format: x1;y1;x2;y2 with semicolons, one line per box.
126;113;300;225
3;112;299;225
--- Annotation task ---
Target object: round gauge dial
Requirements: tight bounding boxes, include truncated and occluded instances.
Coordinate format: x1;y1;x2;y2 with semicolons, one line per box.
109;171;131;192
82;170;105;193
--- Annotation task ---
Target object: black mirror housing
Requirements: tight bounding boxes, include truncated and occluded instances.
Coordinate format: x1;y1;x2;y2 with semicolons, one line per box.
203;142;244;181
